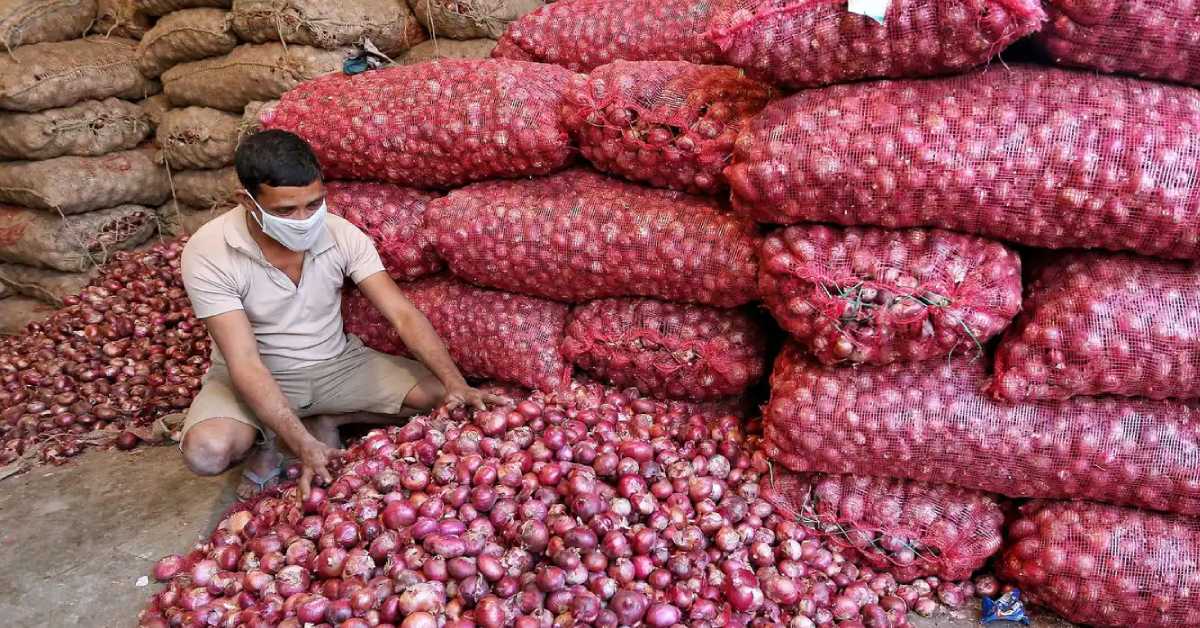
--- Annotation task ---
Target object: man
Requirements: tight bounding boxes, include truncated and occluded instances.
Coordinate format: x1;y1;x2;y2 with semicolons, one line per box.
178;130;503;498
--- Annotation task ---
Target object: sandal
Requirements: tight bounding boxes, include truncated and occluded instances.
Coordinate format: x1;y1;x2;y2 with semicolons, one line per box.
236;464;283;500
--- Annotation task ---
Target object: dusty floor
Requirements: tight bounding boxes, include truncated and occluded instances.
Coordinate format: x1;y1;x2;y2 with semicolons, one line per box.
0;446;1074;627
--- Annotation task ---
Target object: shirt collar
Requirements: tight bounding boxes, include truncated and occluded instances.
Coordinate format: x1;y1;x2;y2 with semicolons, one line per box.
223;205;336;260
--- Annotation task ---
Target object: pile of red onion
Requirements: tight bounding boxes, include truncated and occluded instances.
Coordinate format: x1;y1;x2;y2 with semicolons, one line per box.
141;381;991;627
0;238;209;468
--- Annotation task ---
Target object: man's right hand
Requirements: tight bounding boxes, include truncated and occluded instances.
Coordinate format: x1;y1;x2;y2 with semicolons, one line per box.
295;436;344;502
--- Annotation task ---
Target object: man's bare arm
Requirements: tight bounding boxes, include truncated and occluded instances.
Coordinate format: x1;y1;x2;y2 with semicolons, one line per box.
203;310;340;496
356;272;507;410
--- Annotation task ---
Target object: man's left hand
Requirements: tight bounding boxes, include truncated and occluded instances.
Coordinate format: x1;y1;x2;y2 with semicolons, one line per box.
443;384;511;411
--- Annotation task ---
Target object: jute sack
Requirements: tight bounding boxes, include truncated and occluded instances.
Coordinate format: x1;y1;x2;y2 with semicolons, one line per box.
0;0;96;51
0;98;150;160
157;106;240;170
0;203;157;271
162;43;350;111
0;262;97;304
91;0;150;39
231;0;426;56
158;199;225;236
172;166;238;209
239;99;276;139
0;280;8;299
136;8;236;79
133;0;228;17
0;37;159;112
139;93;170;129
406;0;541;40
398;38;495;64
0;147;170;214
0;296;55;335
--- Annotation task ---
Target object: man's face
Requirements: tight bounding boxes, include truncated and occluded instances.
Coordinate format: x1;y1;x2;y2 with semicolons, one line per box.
243;179;326;222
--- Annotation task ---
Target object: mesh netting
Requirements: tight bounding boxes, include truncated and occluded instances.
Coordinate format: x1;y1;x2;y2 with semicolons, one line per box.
992;252;1200;402
490;0;723;71
325;181;443;282
263;59;574;190
562;60;774;194
425;168;761;306
1000;500;1200;627
726;65;1200;259
342;276;571;391
708;0;1044;89
760;225;1021;365
561;297;767;401
764;343;1200;515
763;471;1004;582
1037;0;1200;87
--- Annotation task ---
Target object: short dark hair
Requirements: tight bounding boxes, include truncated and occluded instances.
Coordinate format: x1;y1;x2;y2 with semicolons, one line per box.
235;130;322;197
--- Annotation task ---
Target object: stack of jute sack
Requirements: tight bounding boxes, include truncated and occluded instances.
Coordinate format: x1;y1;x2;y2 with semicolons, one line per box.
0;0;165;331
396;0;543;65
138;0;432;238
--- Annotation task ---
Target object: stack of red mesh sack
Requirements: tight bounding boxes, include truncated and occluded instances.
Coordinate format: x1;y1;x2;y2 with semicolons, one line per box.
262;59;575;189
1037;0;1200;86
425;167;768;402
492;0;723;70
707;0;1045;88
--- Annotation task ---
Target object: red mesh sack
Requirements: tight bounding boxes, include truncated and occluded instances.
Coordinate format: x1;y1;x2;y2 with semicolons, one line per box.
491;0;723;71
262;59;575;189
763;471;1004;582
561;297;767;401
562;61;774;194
764;343;1200;515
992;253;1200;402
708;0;1045;89
425;169;761;306
1000;500;1200;627
760;225;1022;365
726;65;1200;259
1037;0;1200;87
326;181;443;282
342;276;571;391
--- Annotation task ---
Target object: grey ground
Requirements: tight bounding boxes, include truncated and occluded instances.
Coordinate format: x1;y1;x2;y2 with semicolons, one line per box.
0;446;1075;627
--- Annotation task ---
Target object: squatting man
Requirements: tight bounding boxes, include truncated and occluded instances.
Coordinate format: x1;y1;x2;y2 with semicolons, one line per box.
174;130;507;498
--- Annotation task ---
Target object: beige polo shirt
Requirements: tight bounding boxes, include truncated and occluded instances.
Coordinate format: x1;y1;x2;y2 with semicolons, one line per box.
181;206;386;372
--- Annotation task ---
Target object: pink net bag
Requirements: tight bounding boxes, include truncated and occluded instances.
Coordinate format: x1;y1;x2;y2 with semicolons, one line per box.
561;297;767;402
708;0;1044;89
764;343;1200;515
262;59;575;189
1001;500;1200;627
759;225;1021;365
763;470;1004;582
343;276;571;391
992;252;1200;402
726;65;1200;259
326;181;442;282
1037;0;1200;86
491;0;724;71
425;169;761;307
562;60;774;194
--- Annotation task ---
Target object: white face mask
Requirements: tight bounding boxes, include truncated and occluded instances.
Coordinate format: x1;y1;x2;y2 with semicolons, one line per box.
245;190;328;252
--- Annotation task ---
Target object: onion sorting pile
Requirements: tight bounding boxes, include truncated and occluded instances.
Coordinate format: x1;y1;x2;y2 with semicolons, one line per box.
0;239;209;469
141;382;990;627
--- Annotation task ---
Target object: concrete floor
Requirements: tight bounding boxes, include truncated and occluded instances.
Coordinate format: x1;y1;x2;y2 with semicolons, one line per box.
0;446;1074;628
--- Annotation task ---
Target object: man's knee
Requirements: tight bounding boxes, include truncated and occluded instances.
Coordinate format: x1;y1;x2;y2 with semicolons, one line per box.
181;419;254;476
404;375;445;411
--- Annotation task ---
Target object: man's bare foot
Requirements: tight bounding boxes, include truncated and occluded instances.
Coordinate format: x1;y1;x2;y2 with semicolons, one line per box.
235;442;284;499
